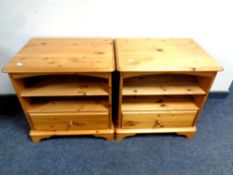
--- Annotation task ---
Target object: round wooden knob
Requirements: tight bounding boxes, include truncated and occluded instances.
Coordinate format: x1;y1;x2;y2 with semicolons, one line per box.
68;120;73;127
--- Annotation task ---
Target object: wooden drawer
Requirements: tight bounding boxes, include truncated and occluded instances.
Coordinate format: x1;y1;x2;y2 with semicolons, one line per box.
30;112;109;131
122;111;196;129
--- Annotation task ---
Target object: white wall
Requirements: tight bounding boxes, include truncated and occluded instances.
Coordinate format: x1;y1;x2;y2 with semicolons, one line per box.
0;0;232;94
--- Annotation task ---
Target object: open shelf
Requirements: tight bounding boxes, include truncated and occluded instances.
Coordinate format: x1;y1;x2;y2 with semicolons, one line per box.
21;75;108;97
123;75;206;96
122;96;198;112
28;97;109;113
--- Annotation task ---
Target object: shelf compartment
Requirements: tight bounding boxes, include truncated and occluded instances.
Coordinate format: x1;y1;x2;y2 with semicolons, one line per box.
22;75;108;97
123;75;206;96
122;111;196;129
30;112;109;131
28;97;109;113
122;96;198;112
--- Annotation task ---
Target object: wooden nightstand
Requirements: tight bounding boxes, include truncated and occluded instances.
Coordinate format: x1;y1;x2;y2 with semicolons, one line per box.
3;38;115;143
115;38;223;140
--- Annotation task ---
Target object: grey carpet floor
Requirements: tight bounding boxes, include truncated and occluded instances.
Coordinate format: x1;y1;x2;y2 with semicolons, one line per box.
0;84;232;175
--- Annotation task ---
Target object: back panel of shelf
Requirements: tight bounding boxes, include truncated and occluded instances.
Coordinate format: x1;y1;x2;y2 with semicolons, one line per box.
27;96;109;114
122;95;199;112
122;74;210;96
21;74;109;97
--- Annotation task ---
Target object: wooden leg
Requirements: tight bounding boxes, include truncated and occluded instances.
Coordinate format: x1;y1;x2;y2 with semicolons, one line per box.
116;133;136;141
30;128;115;142
30;135;51;143
94;134;114;141
176;132;196;139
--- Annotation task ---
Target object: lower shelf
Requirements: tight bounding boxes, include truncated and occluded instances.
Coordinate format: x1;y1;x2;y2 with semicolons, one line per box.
122;96;199;111
116;126;197;141
30;124;115;143
28;98;109;113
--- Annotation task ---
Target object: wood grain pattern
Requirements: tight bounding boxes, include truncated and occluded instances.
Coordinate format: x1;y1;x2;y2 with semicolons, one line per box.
12;72;109;79
30;123;115;143
122;72;216;78
116;126;196;140
28;98;108;113
9;76;34;129
192;73;217;125
115;38;222;140
2;38;115;142
122;111;196;129
30;112;109;131
3;38;114;73
115;38;223;72
122;96;199;112
116;126;196;134
3;38;223;141
123;74;206;95
22;76;108;97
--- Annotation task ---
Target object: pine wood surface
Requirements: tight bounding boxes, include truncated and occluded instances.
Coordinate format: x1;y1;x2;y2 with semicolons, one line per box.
30;113;109;131
123;74;206;95
122;96;199;112
28;98;108;113
30;123;115;143
9;76;34;129
122;111;196;129
2;38;223;141
3;38;115;73
115;38;223;72
12;72;109;79
115;39;223;140
115;126;196;140
22;76;108;97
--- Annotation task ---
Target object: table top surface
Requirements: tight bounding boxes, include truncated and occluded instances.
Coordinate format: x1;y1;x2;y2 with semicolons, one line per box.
115;38;223;72
3;38;115;73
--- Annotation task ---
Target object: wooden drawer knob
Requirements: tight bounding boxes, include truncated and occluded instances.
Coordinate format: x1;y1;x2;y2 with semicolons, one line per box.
68;120;73;127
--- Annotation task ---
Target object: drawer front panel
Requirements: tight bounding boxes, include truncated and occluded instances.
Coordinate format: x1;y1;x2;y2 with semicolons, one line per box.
122;111;196;129
30;112;109;131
